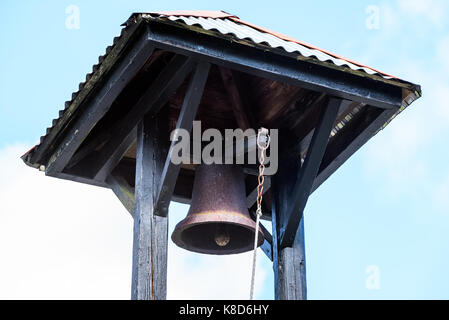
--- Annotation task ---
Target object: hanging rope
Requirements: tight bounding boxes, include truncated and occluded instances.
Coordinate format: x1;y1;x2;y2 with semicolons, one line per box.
250;128;270;300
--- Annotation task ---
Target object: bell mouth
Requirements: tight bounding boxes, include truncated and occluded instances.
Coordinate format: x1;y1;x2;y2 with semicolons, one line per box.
171;212;265;255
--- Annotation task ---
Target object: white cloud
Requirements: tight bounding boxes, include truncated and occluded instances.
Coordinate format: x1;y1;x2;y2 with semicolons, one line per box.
0;144;133;299
168;235;268;300
0;144;270;299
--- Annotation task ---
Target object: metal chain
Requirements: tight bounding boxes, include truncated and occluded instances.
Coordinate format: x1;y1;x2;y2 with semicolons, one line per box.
250;128;270;300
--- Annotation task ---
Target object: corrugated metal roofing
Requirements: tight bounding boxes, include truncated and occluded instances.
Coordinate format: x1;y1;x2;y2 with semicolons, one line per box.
146;11;398;80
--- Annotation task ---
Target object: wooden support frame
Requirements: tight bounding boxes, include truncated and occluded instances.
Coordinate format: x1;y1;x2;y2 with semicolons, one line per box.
106;174;135;216
154;61;211;217
147;21;403;110
270;97;341;299
45;31;154;176
32;19;412;302
131;61;210;300
218;66;254;130
271;139;307;300
279;97;342;247
132;111;169;300
92;55;196;182
41;23;404;196
312;106;398;192
272;207;307;300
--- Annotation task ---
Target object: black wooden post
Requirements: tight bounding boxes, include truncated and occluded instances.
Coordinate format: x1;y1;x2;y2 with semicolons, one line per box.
131;112;169;300
272;208;307;300
272;140;307;299
279;218;306;299
272;97;342;299
131;61;210;300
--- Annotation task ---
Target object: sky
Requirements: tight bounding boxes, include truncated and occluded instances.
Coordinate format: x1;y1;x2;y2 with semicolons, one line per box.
0;0;448;300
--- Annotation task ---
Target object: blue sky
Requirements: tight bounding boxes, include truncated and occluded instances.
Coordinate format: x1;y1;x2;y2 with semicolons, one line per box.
0;0;448;299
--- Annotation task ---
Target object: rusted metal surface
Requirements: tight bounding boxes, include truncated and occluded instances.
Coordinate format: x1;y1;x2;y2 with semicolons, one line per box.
171;164;264;255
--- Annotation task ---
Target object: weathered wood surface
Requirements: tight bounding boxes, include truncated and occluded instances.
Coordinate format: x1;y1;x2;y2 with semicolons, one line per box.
106;174;135;216
148;23;403;110
218;67;253;130
274;216;307;300
93;55;195;182
279;97;341;247
270;95;339;298
131;113;169;300
312;106;398;192
272;162;306;300
154;61;211;217
45;33;154;176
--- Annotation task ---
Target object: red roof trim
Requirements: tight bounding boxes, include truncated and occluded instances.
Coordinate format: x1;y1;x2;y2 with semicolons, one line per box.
151;10;397;79
229;17;396;79
152;10;238;19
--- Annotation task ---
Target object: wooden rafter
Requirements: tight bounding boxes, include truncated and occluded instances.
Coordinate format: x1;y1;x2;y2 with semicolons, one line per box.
312;106;397;192
278;97;342;247
218;66;253;130
92;55;196;182
148;23;403;109
153;61;211;217
45;33;154;176
106;174;135;216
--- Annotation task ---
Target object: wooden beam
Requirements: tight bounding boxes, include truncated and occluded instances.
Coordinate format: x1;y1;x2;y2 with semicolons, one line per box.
218;67;253;130
272;195;307;300
94;127;137;182
279;97;342;247
296;99;354;162
106;174;135;216
45;32;154;176
131;112;169;300
278;218;307;299
260;235;273;261
154;61;211;217
148;22;403;110
92;55;196;182
312;106;398;193
28;21;147;165
271;150;307;300
48;171;108;188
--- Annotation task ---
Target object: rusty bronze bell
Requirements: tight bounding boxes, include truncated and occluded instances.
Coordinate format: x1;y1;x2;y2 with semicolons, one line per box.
171;164;264;255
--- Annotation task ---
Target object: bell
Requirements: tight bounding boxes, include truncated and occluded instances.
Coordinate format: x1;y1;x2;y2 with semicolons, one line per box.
171;164;265;255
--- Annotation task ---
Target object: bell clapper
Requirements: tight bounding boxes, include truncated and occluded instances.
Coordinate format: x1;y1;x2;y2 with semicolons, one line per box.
214;224;230;247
